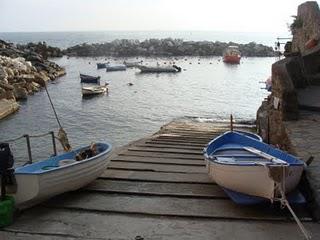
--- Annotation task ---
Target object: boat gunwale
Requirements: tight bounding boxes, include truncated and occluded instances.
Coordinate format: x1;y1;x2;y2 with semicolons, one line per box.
203;131;305;167
15;142;112;175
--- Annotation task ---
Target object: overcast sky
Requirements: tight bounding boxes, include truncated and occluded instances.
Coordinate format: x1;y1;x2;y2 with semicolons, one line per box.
0;0;315;33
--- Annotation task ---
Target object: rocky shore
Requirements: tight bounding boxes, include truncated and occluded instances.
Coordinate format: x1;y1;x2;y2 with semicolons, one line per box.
0;40;66;120
63;39;275;57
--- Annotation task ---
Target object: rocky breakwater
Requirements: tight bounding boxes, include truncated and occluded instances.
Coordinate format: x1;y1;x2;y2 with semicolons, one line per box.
0;40;66;120
63;38;275;57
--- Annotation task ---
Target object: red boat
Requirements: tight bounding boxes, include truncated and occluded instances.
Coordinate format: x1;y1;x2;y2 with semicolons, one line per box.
223;46;241;64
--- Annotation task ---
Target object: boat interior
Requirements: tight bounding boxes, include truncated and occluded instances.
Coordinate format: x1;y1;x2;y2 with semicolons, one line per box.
15;143;111;174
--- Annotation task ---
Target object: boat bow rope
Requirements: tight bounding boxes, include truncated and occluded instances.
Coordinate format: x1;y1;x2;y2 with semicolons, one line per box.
44;83;71;152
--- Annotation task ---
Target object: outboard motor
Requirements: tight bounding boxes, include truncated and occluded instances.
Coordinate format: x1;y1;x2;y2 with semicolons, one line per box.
0;143;15;200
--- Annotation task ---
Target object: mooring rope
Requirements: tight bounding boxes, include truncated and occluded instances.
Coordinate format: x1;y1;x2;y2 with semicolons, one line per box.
2;132;53;143
43;83;62;128
271;165;312;240
2;135;25;143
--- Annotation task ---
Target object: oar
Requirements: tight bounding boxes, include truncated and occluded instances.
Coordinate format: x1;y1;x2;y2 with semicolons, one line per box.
243;147;288;165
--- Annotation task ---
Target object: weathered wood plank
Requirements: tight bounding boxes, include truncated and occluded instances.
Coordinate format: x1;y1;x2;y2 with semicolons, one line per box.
46;192;311;221
118;150;204;160
4;208;319;240
135;143;204;151
108;161;206;173
157;135;213;141
111;155;205;165
146;139;206;147
154;136;211;143
85;179;224;198
127;147;203;155
101;169;213;183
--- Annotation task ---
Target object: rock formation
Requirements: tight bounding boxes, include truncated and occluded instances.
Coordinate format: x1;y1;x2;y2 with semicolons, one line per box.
63;38;275;57
0;40;66;120
291;1;320;53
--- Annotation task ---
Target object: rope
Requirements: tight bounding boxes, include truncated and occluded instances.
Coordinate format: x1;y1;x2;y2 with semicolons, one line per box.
271;165;312;240
29;132;52;138
2;135;25;143
44;83;62;128
1;132;53;143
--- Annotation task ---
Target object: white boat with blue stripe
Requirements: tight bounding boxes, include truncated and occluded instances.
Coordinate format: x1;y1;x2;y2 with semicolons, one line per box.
12;142;112;208
203;131;305;204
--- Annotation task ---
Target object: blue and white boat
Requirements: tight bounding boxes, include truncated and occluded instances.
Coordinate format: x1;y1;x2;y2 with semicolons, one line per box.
80;74;100;84
12;142;112;208
203;131;305;204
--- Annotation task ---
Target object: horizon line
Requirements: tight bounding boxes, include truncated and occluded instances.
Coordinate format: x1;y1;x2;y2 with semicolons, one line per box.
0;30;289;35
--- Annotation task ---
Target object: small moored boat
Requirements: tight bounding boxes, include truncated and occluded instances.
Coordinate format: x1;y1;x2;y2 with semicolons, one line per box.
97;63;108;69
106;64;126;72
3;142;112;208
123;61;142;68
82;84;108;96
80;74;100;84
203;131;304;204
223;46;241;64
137;65;182;73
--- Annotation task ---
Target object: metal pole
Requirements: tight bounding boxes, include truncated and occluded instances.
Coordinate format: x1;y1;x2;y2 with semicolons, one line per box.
24;134;33;164
50;131;57;156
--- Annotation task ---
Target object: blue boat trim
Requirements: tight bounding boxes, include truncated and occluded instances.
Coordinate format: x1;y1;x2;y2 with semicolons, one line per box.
15;142;112;175
223;187;306;205
203;131;304;167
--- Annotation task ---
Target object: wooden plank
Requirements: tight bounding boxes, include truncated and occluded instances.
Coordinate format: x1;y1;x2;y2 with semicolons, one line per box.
101;169;213;183
118;150;204;160
108;161;207;173
127;147;203;155
159;129;226;134
135;143;204;151
111;155;205;166
4;208;319;240
157;135;213;141
85;179;224;198
146;139;206;147
154;136;211;144
46;192;311;221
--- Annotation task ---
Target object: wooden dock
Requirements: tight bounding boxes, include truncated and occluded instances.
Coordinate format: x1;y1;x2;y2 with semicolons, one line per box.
1;120;319;240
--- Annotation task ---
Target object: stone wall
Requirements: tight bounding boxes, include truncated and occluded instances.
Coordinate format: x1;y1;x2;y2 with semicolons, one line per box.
256;56;301;146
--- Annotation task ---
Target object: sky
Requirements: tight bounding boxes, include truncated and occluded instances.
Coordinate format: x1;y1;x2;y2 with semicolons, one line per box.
0;0;316;33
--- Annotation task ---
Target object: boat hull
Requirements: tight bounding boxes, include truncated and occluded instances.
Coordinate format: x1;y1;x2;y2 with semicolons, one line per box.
223;55;241;64
138;66;180;73
205;159;303;199
106;65;126;72
203;131;305;203
82;86;107;96
11;143;112;208
80;74;100;84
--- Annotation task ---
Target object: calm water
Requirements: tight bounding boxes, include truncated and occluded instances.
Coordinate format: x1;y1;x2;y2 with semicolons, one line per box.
0;55;274;165
0;31;287;49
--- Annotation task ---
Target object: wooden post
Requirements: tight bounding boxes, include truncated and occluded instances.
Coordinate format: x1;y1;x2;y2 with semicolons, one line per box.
230;114;233;131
